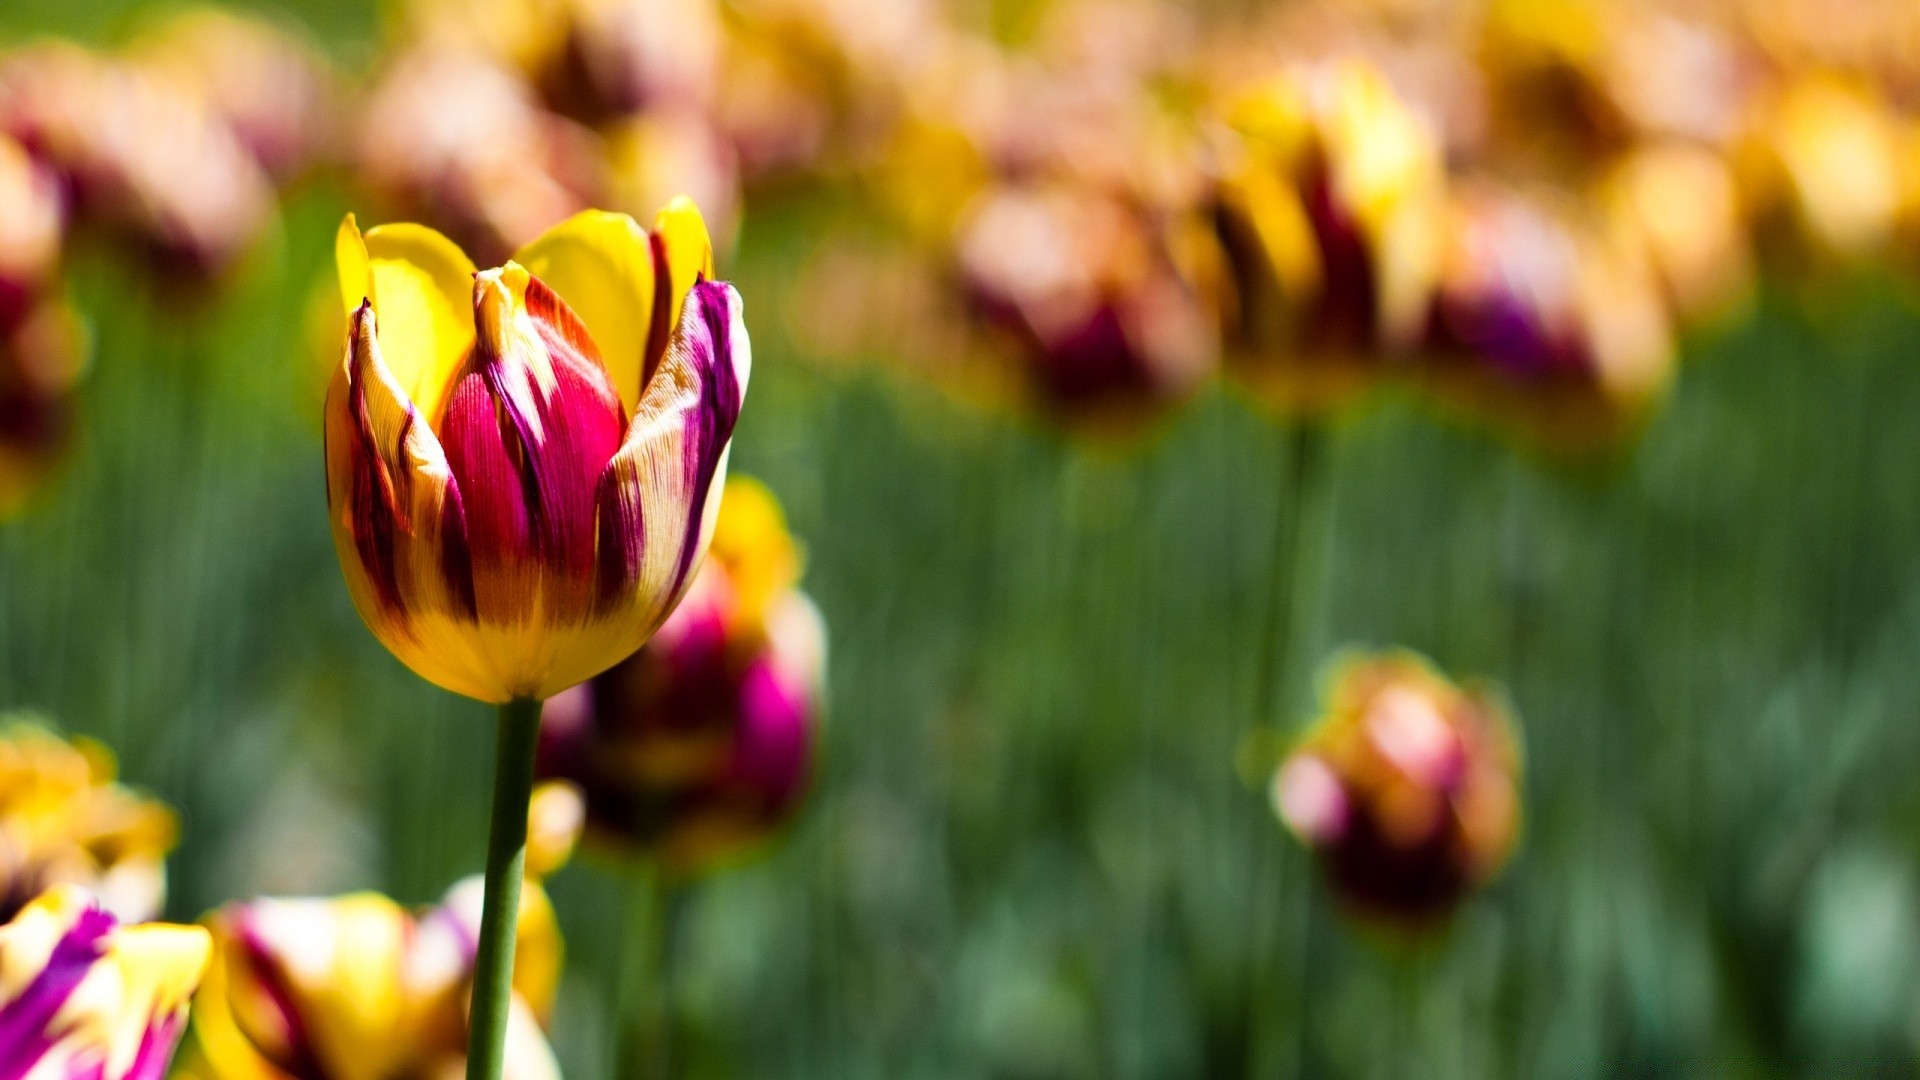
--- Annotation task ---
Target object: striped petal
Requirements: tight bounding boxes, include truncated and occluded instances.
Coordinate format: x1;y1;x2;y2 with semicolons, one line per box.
336;215;478;426
325;301;509;702
437;263;630;697
512;198;716;413
589;279;750;687
0;886;209;1080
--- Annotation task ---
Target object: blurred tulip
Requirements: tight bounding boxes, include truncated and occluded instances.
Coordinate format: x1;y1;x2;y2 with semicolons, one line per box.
957;182;1217;434
539;476;824;875
0;42;275;280
181;876;565;1080
1737;73;1904;269
603;110;741;257
354;46;602;265
0;290;84;519
128;8;338;183
1599;141;1755;329
1274;651;1520;925
0;885;210;1079
0;131;64;326
0;720;176;924
1421;183;1675;447
326;199;749;703
1211;62;1448;411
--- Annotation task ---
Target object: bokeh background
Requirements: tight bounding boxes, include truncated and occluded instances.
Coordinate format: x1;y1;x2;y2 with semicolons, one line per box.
7;0;1920;1075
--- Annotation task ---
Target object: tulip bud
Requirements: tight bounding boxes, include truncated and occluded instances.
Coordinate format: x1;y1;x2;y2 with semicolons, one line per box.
0;294;85;519
0;885;210;1079
181;877;563;1080
129;8;339;183
1420;183;1674;448
1737;74;1904;272
1211;61;1447;412
0;43;275;281
1274;652;1521;925
353;46;601;265
0;720;176;924
326;199;749;703
957;183;1216;434
538;476;825;876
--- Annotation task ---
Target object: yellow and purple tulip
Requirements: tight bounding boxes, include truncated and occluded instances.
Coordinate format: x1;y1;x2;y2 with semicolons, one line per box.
325;197;750;703
956;182;1217;435
538;476;825;875
181;875;565;1080
1419;182;1674;448
0;721;177;924
1210;61;1448;412
1274;652;1521;926
0;884;210;1079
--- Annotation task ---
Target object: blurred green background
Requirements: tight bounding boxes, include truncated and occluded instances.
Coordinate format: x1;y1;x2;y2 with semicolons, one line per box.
10;2;1920;1077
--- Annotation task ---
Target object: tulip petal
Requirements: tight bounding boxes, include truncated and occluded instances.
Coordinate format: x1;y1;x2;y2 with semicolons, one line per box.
336;214;478;426
326;302;516;702
592;280;750;672
514;210;659;413
650;197;718;385
0;887;208;1080
442;265;627;634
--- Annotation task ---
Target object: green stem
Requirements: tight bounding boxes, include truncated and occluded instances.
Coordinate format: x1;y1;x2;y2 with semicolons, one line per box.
466;696;543;1080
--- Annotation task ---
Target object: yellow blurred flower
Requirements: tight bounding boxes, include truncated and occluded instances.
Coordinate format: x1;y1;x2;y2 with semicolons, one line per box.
326;199;750;702
1274;651;1521;926
1212;61;1448;412
0;720;177;924
181;875;566;1080
0;884;210;1078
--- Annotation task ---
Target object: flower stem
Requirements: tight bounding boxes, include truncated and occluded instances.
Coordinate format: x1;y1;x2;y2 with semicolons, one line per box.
467;696;543;1080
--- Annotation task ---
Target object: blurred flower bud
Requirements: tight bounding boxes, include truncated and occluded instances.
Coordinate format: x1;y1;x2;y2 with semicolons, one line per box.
182;876;563;1080
1421;183;1675;448
603;109;741;257
0;292;85;518
0;42;275;281
1600;142;1754;330
1274;651;1520;925
129;8;339;183
0;719;177;924
538;476;826;877
534;0;723;125
1737;74;1904;271
0;132;64;327
957;183;1218;435
1211;61;1447;411
354;46;602;265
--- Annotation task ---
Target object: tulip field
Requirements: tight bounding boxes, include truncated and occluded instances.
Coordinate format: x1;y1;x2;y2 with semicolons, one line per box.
8;0;1920;1076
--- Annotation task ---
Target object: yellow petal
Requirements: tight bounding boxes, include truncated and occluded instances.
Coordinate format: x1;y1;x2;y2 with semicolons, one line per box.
326;303;506;702
514;209;658;413
652;196;717;379
336;214;478;426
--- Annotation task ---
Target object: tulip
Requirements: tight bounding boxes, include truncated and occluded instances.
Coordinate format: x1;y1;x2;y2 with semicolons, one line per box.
1737;74;1903;271
129;8;339;183
353;46;601;265
0;293;85;520
327;197;747;704
0;42;275;281
0;884;211;1079
180;876;566;1080
1419;183;1674;448
539;476;825;876
0;720;177;924
1274;651;1521;925
1210;61;1447;412
956;182;1217;435
327;195;748;1079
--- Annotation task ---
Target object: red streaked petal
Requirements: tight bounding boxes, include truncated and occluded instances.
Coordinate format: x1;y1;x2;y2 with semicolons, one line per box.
595;279;750;635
